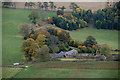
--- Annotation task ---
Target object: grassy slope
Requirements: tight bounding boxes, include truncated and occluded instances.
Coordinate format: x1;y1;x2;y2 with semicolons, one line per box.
70;28;118;49
15;68;119;78
15;61;119;78
2;67;22;78
2;8;56;65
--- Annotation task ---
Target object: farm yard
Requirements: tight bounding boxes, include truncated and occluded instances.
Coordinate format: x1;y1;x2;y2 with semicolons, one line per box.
1;1;120;79
2;8;119;65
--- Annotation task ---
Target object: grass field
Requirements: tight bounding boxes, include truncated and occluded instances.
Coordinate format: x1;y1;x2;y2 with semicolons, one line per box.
14;61;119;78
2;8;56;65
2;67;22;78
70;28;119;49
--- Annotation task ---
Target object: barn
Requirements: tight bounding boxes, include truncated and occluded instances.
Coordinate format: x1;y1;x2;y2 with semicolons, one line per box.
51;49;78;58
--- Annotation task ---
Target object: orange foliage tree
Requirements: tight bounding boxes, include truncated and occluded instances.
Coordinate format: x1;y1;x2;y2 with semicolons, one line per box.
21;38;39;61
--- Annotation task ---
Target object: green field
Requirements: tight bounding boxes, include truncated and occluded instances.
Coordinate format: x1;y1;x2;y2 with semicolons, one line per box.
14;61;119;78
15;68;119;78
2;67;22;78
70;28;118;49
2;8;56;65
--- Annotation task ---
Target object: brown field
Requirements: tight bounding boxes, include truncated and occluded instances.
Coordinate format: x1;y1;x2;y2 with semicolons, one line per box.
14;2;107;11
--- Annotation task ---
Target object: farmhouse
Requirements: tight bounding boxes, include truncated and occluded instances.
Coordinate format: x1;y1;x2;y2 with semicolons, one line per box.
52;49;78;58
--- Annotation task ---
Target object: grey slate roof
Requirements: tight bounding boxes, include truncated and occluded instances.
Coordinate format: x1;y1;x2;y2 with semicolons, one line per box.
51;49;78;58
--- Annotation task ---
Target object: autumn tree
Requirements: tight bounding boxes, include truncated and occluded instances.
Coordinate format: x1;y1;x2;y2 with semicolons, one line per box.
48;35;59;53
21;38;39;61
36;34;47;48
39;45;50;61
57;30;71;43
28;11;40;24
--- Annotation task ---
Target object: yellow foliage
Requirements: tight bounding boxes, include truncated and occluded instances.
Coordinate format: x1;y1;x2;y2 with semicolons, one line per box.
53;24;55;27
36;24;38;27
57;29;62;35
48;17;50;19
84;21;88;27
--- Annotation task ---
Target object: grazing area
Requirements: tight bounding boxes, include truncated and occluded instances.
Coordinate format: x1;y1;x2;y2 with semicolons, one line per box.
2;67;22;78
14;61;119;78
70;28;118;49
2;8;56;65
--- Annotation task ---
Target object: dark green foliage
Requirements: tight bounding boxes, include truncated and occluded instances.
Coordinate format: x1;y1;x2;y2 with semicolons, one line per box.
57;10;64;16
57;30;71;43
47;28;57;36
83;36;97;47
93;2;120;30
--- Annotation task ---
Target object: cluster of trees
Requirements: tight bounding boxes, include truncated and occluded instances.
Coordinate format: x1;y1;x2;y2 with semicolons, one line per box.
2;2;57;11
2;2;16;8
21;27;72;61
20;22;112;61
48;7;92;31
93;2;120;30
69;36;98;53
24;2;56;11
